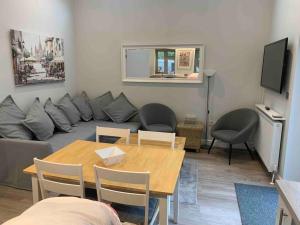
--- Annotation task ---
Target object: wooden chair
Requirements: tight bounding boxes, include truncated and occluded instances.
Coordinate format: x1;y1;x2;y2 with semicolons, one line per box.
138;130;176;150
94;166;159;225
34;158;85;199
96;126;130;144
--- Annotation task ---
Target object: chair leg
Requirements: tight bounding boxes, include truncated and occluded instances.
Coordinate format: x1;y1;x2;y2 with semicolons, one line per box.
245;142;255;160
229;144;233;165
208;138;215;154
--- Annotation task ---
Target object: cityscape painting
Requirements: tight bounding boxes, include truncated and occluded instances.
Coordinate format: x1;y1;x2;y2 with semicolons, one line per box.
10;29;65;86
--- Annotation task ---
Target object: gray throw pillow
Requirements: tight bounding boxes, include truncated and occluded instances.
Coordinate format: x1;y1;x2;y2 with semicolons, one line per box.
89;91;114;121
72;91;93;121
103;93;137;123
22;98;55;141
44;98;72;132
0;95;33;140
57;94;81;125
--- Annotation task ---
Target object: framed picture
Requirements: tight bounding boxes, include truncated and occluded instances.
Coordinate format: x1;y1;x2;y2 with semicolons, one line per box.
176;48;195;70
10;29;65;86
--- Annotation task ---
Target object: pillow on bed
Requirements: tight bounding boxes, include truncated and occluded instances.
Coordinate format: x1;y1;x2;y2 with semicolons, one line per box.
72;91;93;122
44;98;72;132
103;93;137;123
22;98;55;141
57;94;81;125
89;91;114;121
0;95;33;140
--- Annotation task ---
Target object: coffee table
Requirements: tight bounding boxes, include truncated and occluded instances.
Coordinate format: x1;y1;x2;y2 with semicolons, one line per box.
24;139;185;225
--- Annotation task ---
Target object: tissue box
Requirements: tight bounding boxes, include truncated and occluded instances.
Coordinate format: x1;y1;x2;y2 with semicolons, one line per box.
95;146;125;166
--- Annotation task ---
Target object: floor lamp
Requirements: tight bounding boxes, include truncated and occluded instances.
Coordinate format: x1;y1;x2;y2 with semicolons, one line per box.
204;69;216;147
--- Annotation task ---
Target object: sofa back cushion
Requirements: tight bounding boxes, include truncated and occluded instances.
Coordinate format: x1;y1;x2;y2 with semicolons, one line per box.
89;91;114;121
103;93;137;123
0;95;33;140
72;91;93;122
44;98;72;132
22;98;55;141
57;94;81;125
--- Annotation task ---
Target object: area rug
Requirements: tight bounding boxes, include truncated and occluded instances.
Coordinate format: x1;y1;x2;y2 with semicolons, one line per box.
235;183;278;225
179;158;198;204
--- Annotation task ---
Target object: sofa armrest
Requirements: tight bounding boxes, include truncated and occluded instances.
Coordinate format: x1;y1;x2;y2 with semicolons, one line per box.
0;138;53;190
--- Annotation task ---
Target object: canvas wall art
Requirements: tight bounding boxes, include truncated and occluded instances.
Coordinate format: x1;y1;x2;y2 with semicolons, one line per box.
176;48;195;70
10;29;65;86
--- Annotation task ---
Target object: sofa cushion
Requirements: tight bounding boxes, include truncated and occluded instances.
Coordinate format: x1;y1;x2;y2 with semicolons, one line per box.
103;93;137;123
57;94;81;125
22;98;55;141
147;124;173;132
44;98;72;133
72;91;93;122
0;95;32;140
89;91;114;121
47;120;141;151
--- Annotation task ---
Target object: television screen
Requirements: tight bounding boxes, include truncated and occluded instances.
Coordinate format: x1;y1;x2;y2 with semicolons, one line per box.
261;38;288;93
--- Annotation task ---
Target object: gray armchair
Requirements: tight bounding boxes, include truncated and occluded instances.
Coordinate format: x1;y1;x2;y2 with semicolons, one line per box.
139;103;177;132
208;108;259;165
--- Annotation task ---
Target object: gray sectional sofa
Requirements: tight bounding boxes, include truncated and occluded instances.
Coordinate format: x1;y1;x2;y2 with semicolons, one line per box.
0;92;141;190
0;119;141;190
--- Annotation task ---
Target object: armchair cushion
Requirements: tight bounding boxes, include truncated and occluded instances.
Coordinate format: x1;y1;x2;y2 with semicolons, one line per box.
147;124;173;132
211;130;239;143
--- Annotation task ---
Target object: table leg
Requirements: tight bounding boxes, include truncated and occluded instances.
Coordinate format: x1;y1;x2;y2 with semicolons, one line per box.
173;179;179;223
31;175;41;204
159;197;169;225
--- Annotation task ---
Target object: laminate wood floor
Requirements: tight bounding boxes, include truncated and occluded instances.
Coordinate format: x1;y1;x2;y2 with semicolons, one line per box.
0;147;270;225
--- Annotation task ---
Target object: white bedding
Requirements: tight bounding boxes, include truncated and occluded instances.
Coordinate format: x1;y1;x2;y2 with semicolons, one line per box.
3;197;124;225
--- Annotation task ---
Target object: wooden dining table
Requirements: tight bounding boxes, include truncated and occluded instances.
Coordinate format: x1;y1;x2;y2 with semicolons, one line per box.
24;136;186;225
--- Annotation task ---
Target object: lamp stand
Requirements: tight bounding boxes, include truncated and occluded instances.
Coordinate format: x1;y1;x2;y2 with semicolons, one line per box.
204;76;211;147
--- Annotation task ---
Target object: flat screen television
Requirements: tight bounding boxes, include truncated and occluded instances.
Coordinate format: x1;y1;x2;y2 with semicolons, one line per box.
261;38;288;93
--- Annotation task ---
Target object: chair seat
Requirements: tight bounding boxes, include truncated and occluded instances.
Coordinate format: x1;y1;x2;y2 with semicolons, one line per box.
147;124;173;132
212;130;239;143
111;198;159;225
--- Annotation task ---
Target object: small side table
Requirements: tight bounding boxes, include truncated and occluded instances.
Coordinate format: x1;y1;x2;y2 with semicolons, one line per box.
176;121;204;152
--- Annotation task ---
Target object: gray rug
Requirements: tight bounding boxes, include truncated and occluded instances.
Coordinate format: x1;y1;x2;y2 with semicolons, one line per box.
179;158;198;204
235;183;278;225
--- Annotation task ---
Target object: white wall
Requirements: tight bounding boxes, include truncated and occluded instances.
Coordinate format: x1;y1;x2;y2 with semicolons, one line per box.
74;0;274;124
0;0;76;111
265;0;300;180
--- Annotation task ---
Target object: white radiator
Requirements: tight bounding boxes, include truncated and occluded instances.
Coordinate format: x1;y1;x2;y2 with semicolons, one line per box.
254;105;283;173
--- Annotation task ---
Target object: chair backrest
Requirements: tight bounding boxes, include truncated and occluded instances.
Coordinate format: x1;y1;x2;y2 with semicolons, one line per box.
139;103;177;130
94;166;150;225
34;158;84;199
138;130;176;150
217;108;259;131
96;126;130;144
